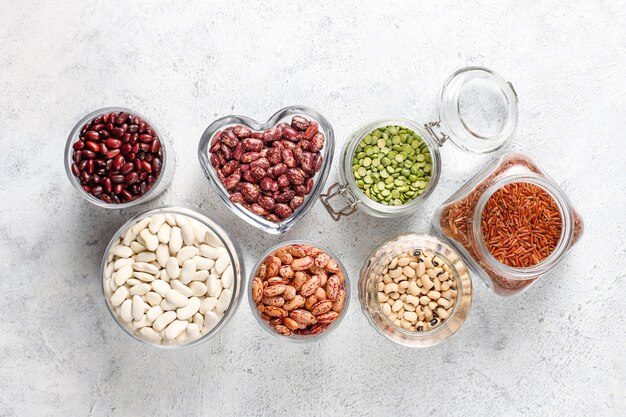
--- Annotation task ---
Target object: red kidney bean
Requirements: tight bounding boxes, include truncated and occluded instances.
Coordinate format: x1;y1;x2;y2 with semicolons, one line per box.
209;115;325;222
70;110;163;203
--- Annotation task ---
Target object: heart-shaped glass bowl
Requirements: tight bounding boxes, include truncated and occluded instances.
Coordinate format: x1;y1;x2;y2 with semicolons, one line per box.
198;106;335;234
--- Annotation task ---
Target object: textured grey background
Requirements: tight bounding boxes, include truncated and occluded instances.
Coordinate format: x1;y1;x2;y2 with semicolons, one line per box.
0;1;625;416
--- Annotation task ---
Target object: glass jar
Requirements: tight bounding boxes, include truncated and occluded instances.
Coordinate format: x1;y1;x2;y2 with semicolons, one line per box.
359;234;472;347
198;106;335;234
248;240;350;342
433;152;584;296
101;206;244;348
64;107;175;209
320;67;518;220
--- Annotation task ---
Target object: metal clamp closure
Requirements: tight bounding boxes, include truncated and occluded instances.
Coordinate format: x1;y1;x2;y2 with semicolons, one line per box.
319;183;358;221
424;121;450;147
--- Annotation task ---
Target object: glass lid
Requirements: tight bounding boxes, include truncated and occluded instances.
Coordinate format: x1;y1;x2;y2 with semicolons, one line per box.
433;67;518;154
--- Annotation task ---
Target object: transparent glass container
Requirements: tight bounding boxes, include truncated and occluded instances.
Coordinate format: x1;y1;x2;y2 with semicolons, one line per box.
359;233;472;347
65;107;175;209
198;106;335;234
320;67;518;221
101;206;244;348
433;152;584;296
248;241;350;343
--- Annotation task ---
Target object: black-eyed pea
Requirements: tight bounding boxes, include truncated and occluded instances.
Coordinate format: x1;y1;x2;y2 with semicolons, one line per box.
400;319;411;330
409;326;416;331
424;257;434;269
389;268;403;279
409;261;418;269
441;280;451;291
383;282;398;294
439;271;449;281
426;268;437;279
389;313;398;321
397;309;405;319
381;303;392;316
423;306;433;319
427;290;441;300
399;281;409;291
421;274;434;290
378;292;389;303
394;319;401;327
388;258;398;269
404;302;415;312
416;307;425;321
419;296;430;305
377;281;385;292
437;298;450;308
416;262;425;277
387;298;395;306
391;299;404;312
397;257;410;267
404;311;418;323
402;266;415;278
405;294;419;306
433;256;444;267
399;294;407;301
434;278;441;291
437;307;449;319
389;292;400;300
441;290;452;299
408;281;419;296
416;320;425;331
428;301;438;310
383;274;392;284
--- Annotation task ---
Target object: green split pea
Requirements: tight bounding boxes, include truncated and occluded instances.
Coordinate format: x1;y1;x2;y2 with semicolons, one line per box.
352;125;432;206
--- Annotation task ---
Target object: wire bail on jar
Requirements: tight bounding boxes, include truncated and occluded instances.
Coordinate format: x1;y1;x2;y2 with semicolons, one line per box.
319;183;358;221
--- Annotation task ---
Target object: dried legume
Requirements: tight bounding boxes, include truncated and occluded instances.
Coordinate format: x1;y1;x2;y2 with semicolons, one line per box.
376;250;457;332
352;125;431;205
252;243;346;337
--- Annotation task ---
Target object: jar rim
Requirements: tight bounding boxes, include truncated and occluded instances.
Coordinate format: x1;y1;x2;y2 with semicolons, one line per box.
341;118;442;215
472;174;574;279
64;107;172;209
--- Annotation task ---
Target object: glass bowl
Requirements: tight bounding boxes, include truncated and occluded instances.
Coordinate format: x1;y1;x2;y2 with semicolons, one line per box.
248;240;350;342
198;106;334;234
359;233;472;347
101;206;244;348
65;107;175;209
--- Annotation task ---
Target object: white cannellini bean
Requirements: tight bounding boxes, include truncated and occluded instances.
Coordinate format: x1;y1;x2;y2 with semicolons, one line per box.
203;311;220;332
132;295;145;321
151;280;171;297
177;296;201;320
111;245;133;258
170;280;192;297
174;214;189;227
111;286;128;307
148;214;165;234
166;257;180;279
176;246;199;265
186;323;201;340
189;281;207;297
164;320;188;340
199;245;220;260
221;266;234;289
120;300;132;323
153;311;177;331
129;283;151;296
180;259;196;285
129;241;147;254
181;223;195;246
193;256;215;271
131;217;152;234
204;229;222;248
190;220;208;243
216;289;232;314
193;313;204;328
139;327;162;342
146;291;162;307
114;258;134;270
159;269;170;282
165;289;189;308
200;297;218;314
147;305;163;322
157;223;171;244
132;262;159;275
115;265;133;286
214;253;230;275
122;227;138;246
192;270;209;282
169;227;183;254
156;244;169;267
135;251;157;263
160;299;177;311
132;315;151;329
165;213;176;226
139;229;158;251
133;271;156;282
105;262;115;280
206;276;222;298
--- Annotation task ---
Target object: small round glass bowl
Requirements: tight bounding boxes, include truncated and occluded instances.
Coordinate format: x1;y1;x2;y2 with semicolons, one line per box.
359;233;472;347
65;107;175;209
248;241;350;342
101;206;244;348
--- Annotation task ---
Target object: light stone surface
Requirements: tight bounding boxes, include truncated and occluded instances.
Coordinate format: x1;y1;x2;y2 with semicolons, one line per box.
0;1;625;416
